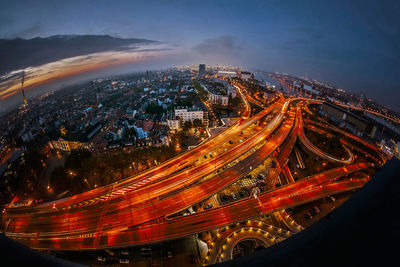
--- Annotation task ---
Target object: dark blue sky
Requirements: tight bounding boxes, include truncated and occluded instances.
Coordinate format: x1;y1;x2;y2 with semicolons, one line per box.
1;0;399;111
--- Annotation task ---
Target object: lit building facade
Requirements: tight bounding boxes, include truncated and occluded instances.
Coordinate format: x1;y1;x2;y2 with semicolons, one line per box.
210;93;229;106
48;138;90;152
175;108;205;123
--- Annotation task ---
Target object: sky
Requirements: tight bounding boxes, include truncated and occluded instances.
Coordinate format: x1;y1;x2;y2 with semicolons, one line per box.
0;0;399;111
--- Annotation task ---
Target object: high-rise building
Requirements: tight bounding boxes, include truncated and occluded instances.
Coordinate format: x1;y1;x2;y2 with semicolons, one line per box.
199;64;206;75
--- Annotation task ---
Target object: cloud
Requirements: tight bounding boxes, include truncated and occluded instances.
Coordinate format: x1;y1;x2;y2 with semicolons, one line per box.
192;35;244;65
0;42;174;101
15;24;43;38
193;35;242;54
0;23;44;39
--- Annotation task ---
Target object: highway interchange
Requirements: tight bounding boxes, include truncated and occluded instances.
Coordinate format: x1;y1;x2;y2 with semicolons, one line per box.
0;80;388;260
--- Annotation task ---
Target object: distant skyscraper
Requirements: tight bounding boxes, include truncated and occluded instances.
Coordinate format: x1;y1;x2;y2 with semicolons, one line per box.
199;64;206;75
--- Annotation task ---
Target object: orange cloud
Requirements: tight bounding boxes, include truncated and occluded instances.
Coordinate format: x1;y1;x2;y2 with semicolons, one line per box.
0;43;172;100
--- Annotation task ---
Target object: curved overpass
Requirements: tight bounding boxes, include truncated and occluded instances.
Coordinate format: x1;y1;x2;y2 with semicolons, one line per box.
306;120;387;164
298;125;354;164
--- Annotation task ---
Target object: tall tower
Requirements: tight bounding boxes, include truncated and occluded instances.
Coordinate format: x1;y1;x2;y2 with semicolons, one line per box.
21;71;27;105
199;64;206;76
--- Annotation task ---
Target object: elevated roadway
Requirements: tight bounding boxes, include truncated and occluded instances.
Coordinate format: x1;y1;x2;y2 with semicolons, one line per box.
0;94;381;251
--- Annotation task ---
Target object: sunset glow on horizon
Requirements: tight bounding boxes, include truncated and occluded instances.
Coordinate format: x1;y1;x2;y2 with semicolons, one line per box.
0;43;174;101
